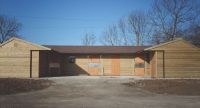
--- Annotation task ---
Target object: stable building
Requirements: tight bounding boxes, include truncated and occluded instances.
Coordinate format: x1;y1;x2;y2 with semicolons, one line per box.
0;37;200;78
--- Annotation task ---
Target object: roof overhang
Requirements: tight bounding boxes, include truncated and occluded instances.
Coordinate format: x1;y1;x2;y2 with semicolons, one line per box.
0;37;51;50
44;45;150;54
144;38;200;51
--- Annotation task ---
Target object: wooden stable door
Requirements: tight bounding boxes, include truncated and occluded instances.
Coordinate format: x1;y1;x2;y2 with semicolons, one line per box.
134;56;145;76
88;55;101;75
112;55;120;76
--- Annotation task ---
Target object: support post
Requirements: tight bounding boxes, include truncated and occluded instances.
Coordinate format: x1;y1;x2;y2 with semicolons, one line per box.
144;52;146;76
163;50;165;78
30;50;32;78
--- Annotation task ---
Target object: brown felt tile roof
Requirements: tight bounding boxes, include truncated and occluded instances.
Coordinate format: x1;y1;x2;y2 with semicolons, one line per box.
43;45;150;54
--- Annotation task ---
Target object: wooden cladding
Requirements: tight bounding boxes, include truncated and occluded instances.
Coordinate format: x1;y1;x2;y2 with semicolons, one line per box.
156;51;200;78
88;55;101;76
111;55;120;76
63;54;145;76
148;39;200;78
0;38;49;78
134;55;145;76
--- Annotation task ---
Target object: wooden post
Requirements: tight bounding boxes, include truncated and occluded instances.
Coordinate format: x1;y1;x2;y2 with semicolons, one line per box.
100;55;104;76
144;52;146;76
30;50;32;78
163;50;165;78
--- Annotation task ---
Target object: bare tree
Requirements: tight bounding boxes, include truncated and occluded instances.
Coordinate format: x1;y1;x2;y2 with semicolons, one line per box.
151;31;163;45
0;15;22;43
184;24;200;47
128;11;149;45
118;17;131;45
81;32;96;46
100;24;121;46
150;0;200;43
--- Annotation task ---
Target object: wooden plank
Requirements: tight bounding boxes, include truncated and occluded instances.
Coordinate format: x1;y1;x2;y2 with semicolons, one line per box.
157;42;200;78
102;55;112;75
0;39;42;78
112;55;120;76
88;55;101;75
134;54;145;76
120;55;134;75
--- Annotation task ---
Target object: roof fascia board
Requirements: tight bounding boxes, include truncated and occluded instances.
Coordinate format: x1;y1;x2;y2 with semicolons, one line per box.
0;37;51;50
144;38;200;51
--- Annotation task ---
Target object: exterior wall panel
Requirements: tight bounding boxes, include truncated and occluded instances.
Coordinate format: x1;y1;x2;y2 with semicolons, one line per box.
111;55;120;76
152;40;200;78
61;54;144;76
150;52;156;78
63;55;89;76
102;55;112;75
163;51;200;78
0;39;45;78
134;54;145;76
120;55;134;75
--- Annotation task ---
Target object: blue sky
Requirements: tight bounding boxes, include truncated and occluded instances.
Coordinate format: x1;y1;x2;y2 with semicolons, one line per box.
0;0;152;45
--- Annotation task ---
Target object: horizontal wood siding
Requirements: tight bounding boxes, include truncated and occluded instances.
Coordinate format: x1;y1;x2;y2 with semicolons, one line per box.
156;51;164;78
120;55;134;75
158;51;200;78
88;55;101;75
0;39;43;78
154;40;200;78
112;55;120;76
102;55;112;75
61;54;145;76
134;54;145;76
32;51;39;78
63;55;89;75
150;52;156;78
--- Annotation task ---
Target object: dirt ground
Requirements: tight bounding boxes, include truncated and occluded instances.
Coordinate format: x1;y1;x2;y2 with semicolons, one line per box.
0;78;52;95
124;79;200;96
0;76;200;108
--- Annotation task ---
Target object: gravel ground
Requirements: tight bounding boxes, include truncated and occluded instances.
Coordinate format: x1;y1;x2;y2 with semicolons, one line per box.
124;79;200;95
0;78;52;95
0;76;200;108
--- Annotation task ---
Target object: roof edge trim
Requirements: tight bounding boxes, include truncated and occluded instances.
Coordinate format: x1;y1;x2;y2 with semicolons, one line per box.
0;37;51;50
144;38;200;51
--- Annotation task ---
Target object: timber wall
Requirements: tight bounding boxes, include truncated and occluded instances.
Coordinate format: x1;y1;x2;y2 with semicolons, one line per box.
62;54;144;76
0;39;42;78
154;40;200;78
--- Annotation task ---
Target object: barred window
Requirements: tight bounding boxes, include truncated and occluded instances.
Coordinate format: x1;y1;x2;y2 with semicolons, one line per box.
135;63;144;68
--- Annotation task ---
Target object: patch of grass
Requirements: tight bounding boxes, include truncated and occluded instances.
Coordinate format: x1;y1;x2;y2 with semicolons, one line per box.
0;78;53;95
124;79;200;96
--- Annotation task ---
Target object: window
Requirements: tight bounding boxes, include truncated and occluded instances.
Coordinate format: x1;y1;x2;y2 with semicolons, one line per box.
88;63;101;68
68;56;76;63
135;63;144;68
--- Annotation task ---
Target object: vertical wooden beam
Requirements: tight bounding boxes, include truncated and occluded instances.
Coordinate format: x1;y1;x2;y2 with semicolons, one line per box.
112;55;120;76
87;55;89;74
149;52;152;77
100;55;104;76
47;52;49;76
155;51;158;78
163;50;165;78
133;55;136;75
30;50;32;78
144;52;146;76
